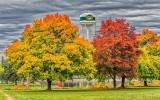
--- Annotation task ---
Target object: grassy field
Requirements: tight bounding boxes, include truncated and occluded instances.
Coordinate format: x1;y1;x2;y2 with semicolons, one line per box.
0;93;6;100
0;84;160;100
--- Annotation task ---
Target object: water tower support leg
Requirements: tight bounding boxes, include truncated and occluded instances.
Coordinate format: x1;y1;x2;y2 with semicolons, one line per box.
86;27;89;40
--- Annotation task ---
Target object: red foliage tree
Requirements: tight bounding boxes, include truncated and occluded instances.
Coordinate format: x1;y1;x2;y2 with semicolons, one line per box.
92;18;141;88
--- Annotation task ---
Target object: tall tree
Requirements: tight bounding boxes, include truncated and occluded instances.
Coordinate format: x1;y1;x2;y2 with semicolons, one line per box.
92;18;140;89
139;29;159;47
147;41;160;80
5;13;96;90
0;58;19;85
137;29;160;85
137;47;159;86
0;61;4;83
0;62;4;73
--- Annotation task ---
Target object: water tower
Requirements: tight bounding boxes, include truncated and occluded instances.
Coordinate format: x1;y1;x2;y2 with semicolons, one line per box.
80;13;96;41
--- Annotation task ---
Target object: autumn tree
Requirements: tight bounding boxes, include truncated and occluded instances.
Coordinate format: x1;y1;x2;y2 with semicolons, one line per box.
147;41;160;80
0;62;4;73
137;29;160;85
5;13;96;90
137;46;159;86
92;18;140;89
138;29;159;47
148;41;160;80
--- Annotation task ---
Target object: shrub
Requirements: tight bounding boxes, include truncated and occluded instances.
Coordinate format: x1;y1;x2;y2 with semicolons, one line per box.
14;82;24;90
149;80;160;86
55;82;64;88
131;81;143;86
92;83;111;89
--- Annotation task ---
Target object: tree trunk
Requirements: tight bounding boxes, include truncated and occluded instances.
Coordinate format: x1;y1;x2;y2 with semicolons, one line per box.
6;80;8;84
112;67;117;89
113;78;116;89
15;80;17;85
47;79;52;90
14;77;18;85
121;75;126;88
26;75;30;86
68;81;69;87
112;73;117;89
144;80;148;86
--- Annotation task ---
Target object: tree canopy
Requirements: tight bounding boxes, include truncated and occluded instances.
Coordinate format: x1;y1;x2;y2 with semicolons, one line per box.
0;62;4;73
136;29;160;86
5;13;96;90
137;46;159;81
92;18;141;88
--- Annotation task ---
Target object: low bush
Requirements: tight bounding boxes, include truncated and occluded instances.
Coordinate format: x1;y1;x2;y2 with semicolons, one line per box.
14;82;24;90
149;80;160;86
14;82;30;90
55;82;64;88
91;83;112;89
131;81;143;86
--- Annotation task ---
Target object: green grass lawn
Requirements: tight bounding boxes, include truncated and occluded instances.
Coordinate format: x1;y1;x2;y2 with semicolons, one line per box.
0;93;6;100
0;84;160;100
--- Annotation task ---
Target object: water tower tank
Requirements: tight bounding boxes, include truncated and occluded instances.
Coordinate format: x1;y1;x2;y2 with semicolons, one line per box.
80;13;96;41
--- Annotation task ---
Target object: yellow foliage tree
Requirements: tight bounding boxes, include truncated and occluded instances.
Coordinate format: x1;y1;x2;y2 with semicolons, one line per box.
0;62;4;73
137;29;160;86
5;13;96;90
137;47;159;86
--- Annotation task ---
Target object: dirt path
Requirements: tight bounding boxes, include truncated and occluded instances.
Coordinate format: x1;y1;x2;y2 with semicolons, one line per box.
0;90;13;100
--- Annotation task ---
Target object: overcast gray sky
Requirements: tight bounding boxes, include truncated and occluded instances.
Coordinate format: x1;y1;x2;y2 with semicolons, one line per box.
0;0;160;58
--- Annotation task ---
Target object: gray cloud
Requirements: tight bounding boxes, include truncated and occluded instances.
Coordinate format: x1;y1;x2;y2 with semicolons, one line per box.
0;0;160;57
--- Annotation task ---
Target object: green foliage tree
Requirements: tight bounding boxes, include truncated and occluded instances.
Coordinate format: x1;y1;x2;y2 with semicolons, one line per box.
0;56;19;84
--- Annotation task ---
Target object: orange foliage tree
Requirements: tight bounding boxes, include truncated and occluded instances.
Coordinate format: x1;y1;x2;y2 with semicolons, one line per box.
138;29;160;47
92;18;141;88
